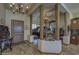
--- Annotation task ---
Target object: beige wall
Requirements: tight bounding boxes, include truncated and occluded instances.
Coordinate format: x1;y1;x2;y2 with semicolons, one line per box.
0;3;6;25
72;13;79;18
5;10;30;41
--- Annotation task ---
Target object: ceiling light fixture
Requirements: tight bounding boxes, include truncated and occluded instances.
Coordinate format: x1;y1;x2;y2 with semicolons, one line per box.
10;4;12;7
20;5;23;7
16;7;18;9
9;3;30;14
12;3;15;5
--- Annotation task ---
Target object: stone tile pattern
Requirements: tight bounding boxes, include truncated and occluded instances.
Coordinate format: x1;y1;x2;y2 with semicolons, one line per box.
61;44;79;55
2;41;41;55
2;41;79;55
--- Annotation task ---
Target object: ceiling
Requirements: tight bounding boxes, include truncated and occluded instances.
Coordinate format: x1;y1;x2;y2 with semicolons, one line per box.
32;3;67;22
43;3;67;21
4;3;36;14
5;3;33;10
4;3;67;15
64;3;79;14
5;3;78;15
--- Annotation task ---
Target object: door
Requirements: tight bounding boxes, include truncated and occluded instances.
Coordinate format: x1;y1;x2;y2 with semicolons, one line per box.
11;20;24;43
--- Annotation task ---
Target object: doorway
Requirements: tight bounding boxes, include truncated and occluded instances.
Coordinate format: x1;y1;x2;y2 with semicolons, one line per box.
11;20;24;43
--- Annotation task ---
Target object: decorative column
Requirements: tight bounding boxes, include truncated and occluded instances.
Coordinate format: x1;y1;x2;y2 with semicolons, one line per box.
38;5;44;50
64;12;68;36
55;4;60;40
40;5;44;40
30;14;32;35
64;12;70;44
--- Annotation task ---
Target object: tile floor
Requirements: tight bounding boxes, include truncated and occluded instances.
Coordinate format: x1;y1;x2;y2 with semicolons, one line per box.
61;44;79;55
2;41;41;55
1;41;79;55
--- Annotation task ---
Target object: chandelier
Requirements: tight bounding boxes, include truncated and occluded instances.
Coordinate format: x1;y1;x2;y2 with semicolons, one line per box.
9;3;31;14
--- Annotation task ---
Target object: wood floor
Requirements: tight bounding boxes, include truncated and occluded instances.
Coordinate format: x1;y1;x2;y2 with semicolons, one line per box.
2;41;79;55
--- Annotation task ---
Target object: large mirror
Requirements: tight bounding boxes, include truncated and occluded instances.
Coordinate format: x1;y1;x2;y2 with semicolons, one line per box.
31;7;40;47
